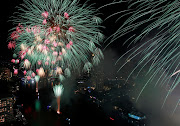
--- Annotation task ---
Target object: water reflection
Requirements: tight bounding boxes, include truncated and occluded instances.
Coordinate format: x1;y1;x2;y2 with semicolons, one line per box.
19;79;69;125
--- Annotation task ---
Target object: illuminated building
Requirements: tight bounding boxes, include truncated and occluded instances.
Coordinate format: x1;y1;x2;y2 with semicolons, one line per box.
0;67;12;81
0;96;16;123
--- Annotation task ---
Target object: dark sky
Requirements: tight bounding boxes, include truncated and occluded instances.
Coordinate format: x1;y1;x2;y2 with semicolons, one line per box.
0;0;23;60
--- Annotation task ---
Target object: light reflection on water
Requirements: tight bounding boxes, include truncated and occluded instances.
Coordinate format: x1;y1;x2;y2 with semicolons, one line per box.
19;81;69;126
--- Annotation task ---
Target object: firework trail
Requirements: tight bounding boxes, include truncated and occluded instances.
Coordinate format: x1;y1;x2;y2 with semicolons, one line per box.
171;69;180;77
53;84;64;114
103;0;180;106
171;99;180;116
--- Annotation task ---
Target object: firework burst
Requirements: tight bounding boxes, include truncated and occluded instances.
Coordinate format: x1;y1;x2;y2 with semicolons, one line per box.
8;0;104;81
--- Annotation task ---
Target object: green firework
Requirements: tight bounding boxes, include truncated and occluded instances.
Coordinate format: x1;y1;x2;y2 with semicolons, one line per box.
105;0;180;106
8;0;104;80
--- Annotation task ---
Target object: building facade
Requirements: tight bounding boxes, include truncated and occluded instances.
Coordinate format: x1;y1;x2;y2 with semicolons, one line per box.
0;96;16;123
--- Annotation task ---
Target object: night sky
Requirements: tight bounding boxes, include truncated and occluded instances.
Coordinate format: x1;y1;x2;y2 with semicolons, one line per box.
0;0;179;126
0;0;22;59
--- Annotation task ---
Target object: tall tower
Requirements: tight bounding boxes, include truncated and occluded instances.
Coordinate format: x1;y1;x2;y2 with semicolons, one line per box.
91;62;104;91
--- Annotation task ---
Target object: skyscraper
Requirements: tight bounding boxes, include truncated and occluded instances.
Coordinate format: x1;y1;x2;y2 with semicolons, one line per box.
91;63;105;91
